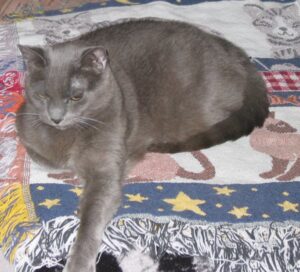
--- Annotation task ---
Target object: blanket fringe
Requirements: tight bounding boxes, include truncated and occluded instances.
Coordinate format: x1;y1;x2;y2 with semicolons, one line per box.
0;183;39;263
13;215;300;272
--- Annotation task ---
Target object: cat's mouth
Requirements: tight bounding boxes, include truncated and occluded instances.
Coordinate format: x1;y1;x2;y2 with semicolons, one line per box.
53;124;71;130
277;30;295;38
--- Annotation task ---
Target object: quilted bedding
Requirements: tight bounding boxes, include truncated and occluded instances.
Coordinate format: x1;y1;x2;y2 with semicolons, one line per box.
0;0;300;271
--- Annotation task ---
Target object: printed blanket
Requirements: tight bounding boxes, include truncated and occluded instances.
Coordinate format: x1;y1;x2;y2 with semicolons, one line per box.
0;0;300;271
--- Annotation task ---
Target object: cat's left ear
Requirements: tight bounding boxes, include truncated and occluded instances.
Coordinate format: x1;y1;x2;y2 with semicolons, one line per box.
282;4;298;17
80;47;109;75
18;45;47;69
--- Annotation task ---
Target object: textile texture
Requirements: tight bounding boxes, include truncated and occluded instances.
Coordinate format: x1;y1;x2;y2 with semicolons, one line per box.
0;0;300;271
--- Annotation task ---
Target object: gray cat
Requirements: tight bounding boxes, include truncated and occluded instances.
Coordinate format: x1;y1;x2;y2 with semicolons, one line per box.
16;19;269;272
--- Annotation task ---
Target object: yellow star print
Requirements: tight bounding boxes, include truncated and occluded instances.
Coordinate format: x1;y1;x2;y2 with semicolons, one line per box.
164;191;206;216
262;213;270;219
125;193;149;203
69;187;83;197
278;201;299;212
228;206;251;219
39;199;60;209
216;203;223;208
36;186;44;191
213;186;236;196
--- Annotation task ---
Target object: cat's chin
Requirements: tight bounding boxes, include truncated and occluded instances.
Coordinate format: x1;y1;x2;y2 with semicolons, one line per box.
46;123;71;131
54;125;71;131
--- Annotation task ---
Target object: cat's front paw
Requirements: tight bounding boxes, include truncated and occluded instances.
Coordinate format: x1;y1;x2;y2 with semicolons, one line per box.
63;257;96;272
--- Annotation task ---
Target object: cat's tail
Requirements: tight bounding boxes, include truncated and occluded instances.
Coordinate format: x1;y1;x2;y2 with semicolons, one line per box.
182;70;269;152
150;69;269;153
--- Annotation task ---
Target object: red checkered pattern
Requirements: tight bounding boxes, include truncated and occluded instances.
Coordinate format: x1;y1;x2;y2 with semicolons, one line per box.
261;71;300;92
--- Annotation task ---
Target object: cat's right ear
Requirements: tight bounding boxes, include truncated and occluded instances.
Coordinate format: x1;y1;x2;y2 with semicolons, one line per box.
18;45;47;70
80;47;109;75
244;4;264;19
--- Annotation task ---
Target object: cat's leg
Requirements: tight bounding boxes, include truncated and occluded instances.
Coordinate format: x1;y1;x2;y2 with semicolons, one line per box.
25;146;57;168
63;152;123;272
277;158;300;181
259;156;289;179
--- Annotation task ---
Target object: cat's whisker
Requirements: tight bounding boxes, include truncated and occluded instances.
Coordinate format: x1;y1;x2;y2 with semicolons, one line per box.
32;119;42;129
80;117;106;126
74;123;85;132
76;119;101;132
80;122;100;132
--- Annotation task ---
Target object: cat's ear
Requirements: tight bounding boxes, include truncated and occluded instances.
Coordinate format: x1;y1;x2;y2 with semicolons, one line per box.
80;47;108;75
282;4;298;18
244;4;264;19
18;45;47;69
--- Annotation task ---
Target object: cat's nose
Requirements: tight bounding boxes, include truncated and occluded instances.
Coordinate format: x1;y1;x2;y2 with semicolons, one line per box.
48;103;65;125
279;27;288;31
63;30;70;34
51;117;63;124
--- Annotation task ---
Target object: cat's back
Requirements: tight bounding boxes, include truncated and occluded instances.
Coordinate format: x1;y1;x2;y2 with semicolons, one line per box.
78;18;249;75
78;19;235;62
80;19;209;44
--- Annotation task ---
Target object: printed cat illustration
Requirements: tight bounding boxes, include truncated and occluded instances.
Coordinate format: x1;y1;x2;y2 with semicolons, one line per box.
127;151;215;182
250;112;300;181
34;13;94;45
48;151;215;183
244;4;300;59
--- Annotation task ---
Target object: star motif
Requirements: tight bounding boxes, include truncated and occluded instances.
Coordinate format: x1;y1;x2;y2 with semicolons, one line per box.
69;187;83;197
164;191;206;216
278;200;299;212
125;193;149;203
39;199;60;209
228;206;251;219
156;185;164;191
216;203;223;208
213;186;236;196
36;186;44;191
262;213;270;219
282;192;289;196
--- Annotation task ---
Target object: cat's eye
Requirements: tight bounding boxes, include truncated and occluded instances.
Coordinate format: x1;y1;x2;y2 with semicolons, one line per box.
293;22;300;28
70;94;83;101
37;93;49;100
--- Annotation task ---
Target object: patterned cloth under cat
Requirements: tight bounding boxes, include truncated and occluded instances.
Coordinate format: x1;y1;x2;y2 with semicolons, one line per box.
1;1;300;272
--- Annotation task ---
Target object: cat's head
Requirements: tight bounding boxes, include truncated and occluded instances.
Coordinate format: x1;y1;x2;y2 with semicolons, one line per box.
262;112;297;133
19;44;114;130
244;4;300;42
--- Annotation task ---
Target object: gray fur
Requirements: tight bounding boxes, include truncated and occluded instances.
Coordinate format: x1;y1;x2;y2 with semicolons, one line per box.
16;19;269;272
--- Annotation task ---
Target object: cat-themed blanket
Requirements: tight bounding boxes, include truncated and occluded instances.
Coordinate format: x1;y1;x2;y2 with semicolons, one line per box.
0;0;300;271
